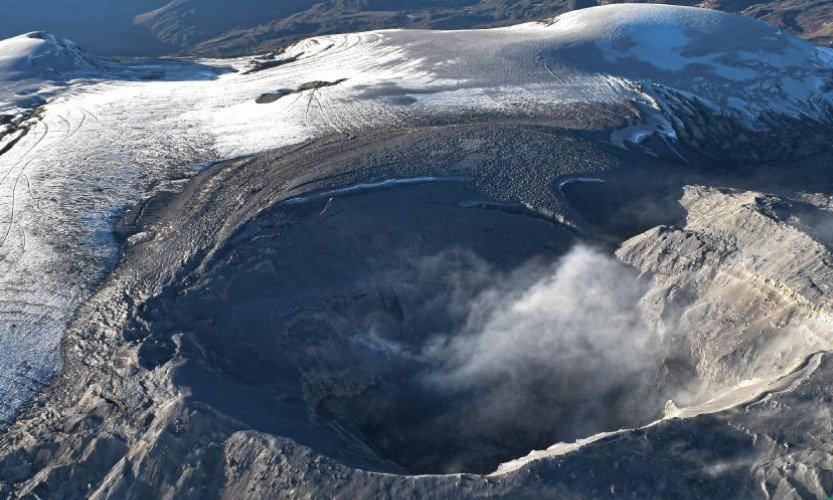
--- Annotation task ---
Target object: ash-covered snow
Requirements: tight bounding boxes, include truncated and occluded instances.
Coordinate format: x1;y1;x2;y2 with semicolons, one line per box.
0;3;831;426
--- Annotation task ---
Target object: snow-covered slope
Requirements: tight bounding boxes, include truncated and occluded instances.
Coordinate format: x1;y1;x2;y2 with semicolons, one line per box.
0;31;114;110
542;5;833;120
0;32;105;79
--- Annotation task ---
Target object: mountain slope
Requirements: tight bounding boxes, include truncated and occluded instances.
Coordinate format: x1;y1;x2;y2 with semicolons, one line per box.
0;0;831;57
176;0;833;56
133;0;319;51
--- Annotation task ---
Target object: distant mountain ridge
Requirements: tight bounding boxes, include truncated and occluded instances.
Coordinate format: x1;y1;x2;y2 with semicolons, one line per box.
0;0;830;57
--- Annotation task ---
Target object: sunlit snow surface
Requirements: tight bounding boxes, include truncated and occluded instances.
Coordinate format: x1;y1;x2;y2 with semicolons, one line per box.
0;4;832;422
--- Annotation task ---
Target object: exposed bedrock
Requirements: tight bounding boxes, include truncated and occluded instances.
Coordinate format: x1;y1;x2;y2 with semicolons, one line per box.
618;186;833;391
